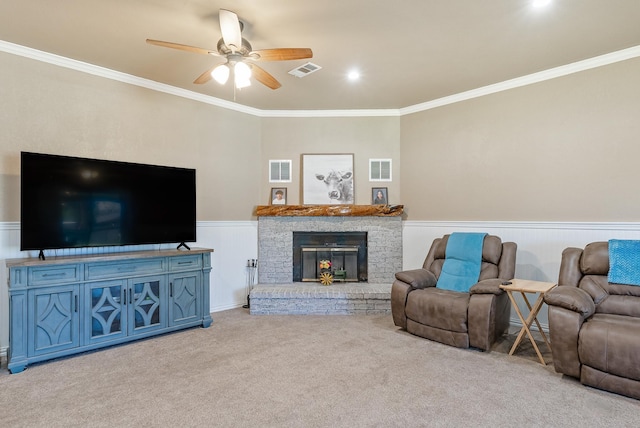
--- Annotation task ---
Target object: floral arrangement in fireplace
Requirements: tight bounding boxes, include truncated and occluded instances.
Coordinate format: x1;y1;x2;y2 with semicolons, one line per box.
319;260;334;285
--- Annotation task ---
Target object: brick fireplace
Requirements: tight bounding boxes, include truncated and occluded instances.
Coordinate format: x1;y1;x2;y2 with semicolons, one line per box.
256;206;403;284
251;205;403;314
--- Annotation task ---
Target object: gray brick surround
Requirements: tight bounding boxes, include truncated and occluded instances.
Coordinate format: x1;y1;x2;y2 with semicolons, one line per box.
257;216;402;284
249;283;392;315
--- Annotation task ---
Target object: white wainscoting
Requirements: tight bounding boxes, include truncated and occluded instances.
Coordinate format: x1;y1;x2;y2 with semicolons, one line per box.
195;221;258;312
2;220;640;357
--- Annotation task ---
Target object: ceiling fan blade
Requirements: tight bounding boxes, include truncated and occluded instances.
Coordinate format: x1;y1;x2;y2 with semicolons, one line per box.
250;64;282;90
146;39;218;56
219;9;242;51
193;65;219;84
251;48;313;61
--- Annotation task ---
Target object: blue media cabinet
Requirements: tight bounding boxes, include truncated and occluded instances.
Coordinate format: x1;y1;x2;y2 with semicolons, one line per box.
6;248;213;373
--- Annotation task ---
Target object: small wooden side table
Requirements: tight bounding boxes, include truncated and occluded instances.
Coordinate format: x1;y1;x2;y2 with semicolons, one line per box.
500;279;557;365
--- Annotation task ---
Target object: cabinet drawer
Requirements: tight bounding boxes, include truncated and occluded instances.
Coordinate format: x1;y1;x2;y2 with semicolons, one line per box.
29;265;81;286
169;255;202;271
85;258;165;280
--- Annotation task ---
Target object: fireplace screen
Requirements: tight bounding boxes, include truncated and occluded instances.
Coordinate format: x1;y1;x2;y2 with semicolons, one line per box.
302;246;359;282
293;232;367;282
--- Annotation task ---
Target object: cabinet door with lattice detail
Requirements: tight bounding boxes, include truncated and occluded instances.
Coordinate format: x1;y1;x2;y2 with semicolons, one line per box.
85;280;127;345
168;272;202;327
127;275;167;336
28;285;80;356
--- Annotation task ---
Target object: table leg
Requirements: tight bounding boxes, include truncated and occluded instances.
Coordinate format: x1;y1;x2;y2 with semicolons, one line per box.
520;291;552;353
539;326;552;353
520;293;547;364
506;291;546;365
506;291;529;352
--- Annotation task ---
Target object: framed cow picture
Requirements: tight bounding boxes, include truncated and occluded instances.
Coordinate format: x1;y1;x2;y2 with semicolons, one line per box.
301;154;354;205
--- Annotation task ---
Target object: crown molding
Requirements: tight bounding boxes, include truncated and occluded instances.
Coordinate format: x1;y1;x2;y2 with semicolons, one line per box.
399;45;640;116
258;108;401;118
2;40;640;118
0;40;262;117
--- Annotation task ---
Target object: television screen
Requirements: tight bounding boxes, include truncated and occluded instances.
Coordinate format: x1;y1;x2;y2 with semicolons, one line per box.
20;152;196;251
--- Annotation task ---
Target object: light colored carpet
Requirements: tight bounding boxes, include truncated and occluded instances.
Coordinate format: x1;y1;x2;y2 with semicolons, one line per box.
1;309;638;427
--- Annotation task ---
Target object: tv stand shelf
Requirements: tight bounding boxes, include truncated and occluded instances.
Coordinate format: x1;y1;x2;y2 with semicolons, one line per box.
6;248;213;374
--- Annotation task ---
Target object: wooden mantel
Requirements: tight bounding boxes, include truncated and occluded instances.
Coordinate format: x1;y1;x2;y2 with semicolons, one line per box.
255;204;404;217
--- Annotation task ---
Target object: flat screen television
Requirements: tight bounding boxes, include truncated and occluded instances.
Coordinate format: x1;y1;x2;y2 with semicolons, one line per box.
21;152;196;255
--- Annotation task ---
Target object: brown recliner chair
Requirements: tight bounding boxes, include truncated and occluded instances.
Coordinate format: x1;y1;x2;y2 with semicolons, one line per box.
543;242;640;400
391;234;517;351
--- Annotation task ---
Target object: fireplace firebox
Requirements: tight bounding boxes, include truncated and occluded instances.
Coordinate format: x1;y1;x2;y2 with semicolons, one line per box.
293;232;367;282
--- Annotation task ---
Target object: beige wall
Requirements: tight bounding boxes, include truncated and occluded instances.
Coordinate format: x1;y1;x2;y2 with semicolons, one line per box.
400;57;640;221
0;52;261;222
260;117;400;206
3;49;640;224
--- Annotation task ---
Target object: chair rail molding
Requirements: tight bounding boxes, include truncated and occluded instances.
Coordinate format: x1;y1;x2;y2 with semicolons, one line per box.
402;220;640;231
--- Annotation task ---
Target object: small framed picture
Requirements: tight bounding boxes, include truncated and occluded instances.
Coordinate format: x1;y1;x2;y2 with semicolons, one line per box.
372;187;388;205
270;187;287;205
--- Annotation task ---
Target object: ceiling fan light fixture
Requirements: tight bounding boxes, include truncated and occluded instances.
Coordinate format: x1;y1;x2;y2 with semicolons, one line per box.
211;64;230;84
147;9;311;91
234;61;252;81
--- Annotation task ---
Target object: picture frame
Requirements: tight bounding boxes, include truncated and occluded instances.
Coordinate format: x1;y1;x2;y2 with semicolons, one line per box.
301;154;354;205
270;187;287;205
372;187;388;205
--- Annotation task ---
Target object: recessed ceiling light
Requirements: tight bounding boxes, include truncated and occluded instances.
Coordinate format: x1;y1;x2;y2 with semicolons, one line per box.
532;0;552;7
347;70;360;81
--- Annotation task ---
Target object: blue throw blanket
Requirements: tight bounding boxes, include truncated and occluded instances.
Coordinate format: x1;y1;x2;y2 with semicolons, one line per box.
436;232;487;292
608;239;640;286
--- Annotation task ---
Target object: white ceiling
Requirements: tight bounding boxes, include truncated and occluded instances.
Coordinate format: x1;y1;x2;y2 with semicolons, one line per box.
2;0;640;111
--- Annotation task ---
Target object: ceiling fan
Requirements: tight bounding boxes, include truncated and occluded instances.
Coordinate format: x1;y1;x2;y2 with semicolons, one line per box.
146;9;313;90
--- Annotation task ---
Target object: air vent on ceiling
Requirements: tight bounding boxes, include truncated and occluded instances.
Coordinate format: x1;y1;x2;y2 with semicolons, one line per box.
288;62;322;78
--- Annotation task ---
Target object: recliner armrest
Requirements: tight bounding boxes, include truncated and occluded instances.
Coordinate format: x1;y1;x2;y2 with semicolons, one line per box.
543;285;595;318
395;269;437;289
470;278;504;295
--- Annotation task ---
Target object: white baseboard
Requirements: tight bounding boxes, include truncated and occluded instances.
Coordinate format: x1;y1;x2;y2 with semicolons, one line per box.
211;303;247;313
